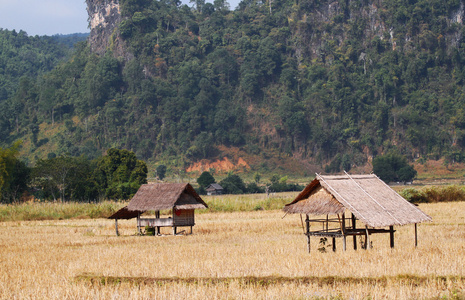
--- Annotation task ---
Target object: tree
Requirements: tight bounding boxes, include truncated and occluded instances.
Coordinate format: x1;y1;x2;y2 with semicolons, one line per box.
373;152;417;183
94;148;148;200
32;155;96;202
156;164;167;180
0;141;27;203
197;171;215;188
253;172;261;184
2;159;31;203
219;173;246;194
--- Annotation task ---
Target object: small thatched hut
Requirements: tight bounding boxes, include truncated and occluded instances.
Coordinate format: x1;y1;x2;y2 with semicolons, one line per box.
283;173;431;252
108;183;208;236
206;183;224;195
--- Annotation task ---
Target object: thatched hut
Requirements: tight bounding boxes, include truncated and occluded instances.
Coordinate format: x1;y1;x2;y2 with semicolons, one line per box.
283;173;431;252
108;183;208;236
206;183;224;195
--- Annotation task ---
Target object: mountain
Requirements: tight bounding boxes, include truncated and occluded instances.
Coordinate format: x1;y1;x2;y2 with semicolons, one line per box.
2;0;465;175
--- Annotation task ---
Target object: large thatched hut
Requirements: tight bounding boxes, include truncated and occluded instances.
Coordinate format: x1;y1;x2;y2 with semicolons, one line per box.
283;173;431;252
108;183;208;236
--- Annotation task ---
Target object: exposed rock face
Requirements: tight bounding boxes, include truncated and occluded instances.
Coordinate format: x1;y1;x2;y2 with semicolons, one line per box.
86;0;127;58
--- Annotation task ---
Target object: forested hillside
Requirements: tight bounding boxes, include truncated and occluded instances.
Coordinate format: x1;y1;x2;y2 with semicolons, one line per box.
2;0;465;174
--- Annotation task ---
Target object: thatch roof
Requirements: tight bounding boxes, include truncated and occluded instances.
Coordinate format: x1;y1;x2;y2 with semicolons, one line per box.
206;183;223;191
127;183;208;212
284;173;432;227
107;206;143;220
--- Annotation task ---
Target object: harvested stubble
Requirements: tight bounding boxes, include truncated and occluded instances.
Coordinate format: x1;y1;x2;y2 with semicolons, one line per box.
0;203;464;299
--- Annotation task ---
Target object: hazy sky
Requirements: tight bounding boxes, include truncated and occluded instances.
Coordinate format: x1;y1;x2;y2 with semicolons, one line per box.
0;0;89;36
0;0;241;37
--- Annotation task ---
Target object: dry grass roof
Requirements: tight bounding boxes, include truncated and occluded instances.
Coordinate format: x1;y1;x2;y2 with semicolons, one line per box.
107;206;142;220
284;173;432;227
127;183;208;212
206;183;223;191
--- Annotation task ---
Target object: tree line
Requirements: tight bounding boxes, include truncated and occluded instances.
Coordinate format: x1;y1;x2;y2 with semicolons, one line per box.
196;170;303;195
0;145;147;204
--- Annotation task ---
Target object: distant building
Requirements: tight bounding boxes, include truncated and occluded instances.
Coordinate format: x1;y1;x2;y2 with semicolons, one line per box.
206;183;224;195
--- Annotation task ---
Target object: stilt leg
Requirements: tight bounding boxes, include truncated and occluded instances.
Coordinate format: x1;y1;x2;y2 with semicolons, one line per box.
306;215;310;253
365;226;370;249
115;219;119;236
390;226;394;248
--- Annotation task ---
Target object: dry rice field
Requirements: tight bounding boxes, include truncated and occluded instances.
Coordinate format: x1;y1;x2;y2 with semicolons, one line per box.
0;201;464;299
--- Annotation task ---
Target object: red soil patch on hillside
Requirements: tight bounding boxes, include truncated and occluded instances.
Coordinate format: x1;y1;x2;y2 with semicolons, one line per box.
186;156;251;173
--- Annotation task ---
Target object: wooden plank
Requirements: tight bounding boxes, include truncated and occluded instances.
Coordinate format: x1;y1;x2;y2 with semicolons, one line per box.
139;218;174;227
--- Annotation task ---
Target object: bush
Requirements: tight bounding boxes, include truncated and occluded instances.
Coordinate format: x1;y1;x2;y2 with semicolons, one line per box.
373;152;417;183
219;174;247;194
246;182;264;193
197;171;215;188
400;185;465;203
399;188;427;203
145;226;155;236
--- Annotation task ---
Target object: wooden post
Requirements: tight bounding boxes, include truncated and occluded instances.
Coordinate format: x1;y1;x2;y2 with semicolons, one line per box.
389;226;394;248
115;219;119;236
342;213;346;251
415;223;418;247
306;215;310;253
137;213;141;234
365;226;370;250
173;208;176;235
156;211;160;235
352;213;357;250
332;237;336;252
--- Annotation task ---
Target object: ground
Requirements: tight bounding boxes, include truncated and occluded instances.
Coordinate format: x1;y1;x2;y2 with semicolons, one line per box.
0;201;464;299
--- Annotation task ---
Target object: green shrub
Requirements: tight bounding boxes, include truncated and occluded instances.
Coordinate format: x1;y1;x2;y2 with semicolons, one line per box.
399;188;427;203
145;226;155;236
400;185;465;203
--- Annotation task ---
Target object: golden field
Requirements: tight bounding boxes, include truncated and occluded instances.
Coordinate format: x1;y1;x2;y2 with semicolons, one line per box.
0;200;464;299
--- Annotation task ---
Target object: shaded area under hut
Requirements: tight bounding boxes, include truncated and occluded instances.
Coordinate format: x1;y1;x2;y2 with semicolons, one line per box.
108;183;208;236
283;172;432;252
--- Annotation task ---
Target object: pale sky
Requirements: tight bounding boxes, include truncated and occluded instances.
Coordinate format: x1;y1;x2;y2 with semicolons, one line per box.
0;0;89;36
0;0;240;37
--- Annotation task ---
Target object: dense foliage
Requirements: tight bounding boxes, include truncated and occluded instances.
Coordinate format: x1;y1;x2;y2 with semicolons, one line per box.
0;141;30;203
0;29;69;104
372;152;417;183
3;0;465;171
197;171;216;188
0;147;147;203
